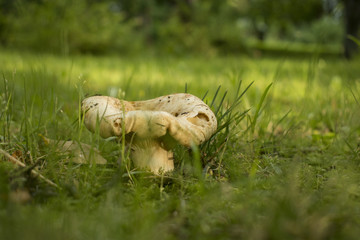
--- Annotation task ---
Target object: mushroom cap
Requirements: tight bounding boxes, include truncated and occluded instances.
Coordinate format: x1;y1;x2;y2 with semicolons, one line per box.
82;96;135;138
129;93;217;143
82;93;217;146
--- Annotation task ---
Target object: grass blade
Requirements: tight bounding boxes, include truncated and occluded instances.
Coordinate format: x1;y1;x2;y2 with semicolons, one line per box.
251;83;273;134
210;85;221;108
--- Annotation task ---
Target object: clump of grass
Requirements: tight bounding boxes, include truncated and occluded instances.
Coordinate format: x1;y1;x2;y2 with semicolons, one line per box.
196;80;253;180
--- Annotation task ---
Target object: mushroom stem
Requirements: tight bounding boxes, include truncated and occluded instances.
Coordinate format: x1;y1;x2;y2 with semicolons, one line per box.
130;139;174;172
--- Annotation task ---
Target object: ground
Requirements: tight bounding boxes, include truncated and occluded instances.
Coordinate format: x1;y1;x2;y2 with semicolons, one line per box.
1;50;360;240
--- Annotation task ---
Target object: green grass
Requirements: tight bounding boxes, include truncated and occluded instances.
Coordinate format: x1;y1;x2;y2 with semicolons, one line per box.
1;49;360;240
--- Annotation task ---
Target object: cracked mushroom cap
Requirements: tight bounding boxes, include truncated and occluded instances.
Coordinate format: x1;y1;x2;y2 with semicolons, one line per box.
81;93;217;146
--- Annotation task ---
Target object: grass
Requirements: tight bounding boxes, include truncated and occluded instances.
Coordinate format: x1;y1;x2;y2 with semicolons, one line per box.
1;49;360;239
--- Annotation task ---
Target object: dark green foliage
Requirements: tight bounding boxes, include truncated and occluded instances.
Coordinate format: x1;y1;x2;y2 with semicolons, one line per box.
0;0;348;56
2;0;141;55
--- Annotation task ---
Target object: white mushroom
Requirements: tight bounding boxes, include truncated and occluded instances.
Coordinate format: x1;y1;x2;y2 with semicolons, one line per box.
81;93;217;173
40;135;107;164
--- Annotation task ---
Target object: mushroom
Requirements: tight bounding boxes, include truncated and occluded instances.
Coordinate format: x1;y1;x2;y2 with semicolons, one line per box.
40;136;107;165
81;93;217;173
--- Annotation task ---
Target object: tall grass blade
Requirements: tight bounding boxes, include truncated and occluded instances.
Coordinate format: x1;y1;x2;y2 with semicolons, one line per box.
348;35;360;46
210;85;221;108
349;88;360;106
251;83;273;134
270;109;292;139
215;91;227;116
201;90;209;101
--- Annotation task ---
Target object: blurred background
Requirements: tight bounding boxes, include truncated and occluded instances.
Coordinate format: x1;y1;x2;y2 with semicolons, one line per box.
0;0;359;58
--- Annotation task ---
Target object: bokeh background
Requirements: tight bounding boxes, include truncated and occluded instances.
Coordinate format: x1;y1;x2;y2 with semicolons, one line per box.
0;0;359;58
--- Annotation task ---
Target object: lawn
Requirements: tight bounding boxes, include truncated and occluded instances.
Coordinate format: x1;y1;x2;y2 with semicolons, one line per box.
1;50;360;240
